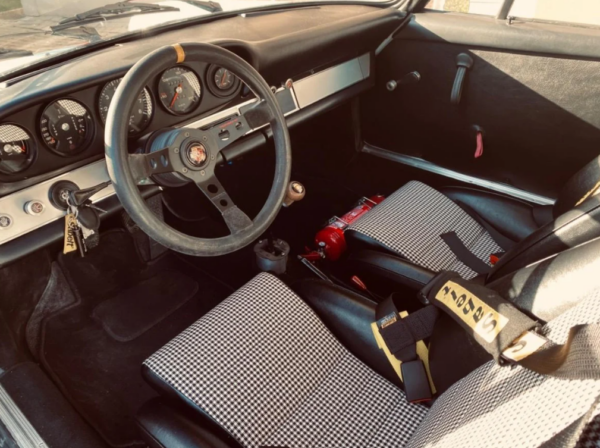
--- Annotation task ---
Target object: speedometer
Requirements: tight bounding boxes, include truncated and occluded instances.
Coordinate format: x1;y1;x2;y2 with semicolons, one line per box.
40;99;93;156
158;66;201;115
99;78;153;136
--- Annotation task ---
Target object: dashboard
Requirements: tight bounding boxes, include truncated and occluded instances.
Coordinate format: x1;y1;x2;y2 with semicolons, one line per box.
0;61;246;182
0;3;403;266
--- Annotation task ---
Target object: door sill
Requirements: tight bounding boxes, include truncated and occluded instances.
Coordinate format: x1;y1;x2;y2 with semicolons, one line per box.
0;384;46;448
362;143;555;206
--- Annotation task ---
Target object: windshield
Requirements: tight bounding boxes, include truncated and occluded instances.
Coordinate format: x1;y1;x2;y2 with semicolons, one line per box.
0;0;387;78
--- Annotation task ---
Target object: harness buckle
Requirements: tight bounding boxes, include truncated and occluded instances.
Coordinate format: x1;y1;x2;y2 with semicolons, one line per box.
401;359;433;403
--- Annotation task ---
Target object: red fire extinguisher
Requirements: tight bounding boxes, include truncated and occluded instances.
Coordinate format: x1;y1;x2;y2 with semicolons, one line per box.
312;195;385;261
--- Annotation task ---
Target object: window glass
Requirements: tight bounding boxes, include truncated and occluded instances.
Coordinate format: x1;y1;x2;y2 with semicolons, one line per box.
510;0;600;26
425;0;503;15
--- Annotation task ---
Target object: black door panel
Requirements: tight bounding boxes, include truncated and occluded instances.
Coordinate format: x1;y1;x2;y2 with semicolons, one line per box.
361;12;600;199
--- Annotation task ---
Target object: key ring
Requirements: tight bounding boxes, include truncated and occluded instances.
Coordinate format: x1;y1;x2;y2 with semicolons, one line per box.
66;196;79;219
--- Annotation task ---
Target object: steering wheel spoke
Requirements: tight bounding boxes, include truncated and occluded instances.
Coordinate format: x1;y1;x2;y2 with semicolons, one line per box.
128;147;174;183
195;174;253;234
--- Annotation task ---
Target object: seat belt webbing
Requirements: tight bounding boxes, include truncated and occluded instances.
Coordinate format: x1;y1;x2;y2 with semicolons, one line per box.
422;271;600;380
372;296;437;402
440;231;492;275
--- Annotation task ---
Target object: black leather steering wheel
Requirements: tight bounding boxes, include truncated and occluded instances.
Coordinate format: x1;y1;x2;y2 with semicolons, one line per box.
105;43;291;256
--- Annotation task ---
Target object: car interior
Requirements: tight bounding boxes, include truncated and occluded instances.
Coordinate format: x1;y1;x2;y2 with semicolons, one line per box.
1;0;600;447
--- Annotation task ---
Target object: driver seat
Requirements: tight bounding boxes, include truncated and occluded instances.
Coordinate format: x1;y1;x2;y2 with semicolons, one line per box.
139;271;600;448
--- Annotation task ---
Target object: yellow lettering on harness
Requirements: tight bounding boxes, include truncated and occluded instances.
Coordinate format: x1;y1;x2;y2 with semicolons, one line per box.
434;281;509;343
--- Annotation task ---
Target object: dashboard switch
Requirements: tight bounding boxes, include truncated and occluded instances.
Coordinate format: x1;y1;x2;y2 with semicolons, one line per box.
0;214;13;229
24;200;45;216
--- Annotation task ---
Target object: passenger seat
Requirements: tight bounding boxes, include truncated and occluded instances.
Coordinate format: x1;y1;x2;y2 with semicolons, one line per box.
346;155;600;281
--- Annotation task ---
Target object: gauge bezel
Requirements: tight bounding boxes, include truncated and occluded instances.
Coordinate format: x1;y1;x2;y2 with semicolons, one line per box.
98;79;154;137
39;98;95;157
157;65;203;116
206;64;241;98
0;122;37;176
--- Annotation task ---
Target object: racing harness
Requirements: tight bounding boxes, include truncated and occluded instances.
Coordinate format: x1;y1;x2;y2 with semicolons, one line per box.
373;271;600;410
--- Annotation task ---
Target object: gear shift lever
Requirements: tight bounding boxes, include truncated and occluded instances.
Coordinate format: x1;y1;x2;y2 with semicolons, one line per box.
283;181;305;207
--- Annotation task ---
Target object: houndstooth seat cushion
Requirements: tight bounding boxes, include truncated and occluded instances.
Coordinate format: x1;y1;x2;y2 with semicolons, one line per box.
348;181;503;279
145;272;600;447
144;273;428;448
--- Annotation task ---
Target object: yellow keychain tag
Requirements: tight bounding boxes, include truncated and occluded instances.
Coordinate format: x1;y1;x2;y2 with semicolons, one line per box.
64;213;78;254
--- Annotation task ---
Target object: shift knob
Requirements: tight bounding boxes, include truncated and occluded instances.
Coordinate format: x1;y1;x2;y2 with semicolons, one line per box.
283;181;305;207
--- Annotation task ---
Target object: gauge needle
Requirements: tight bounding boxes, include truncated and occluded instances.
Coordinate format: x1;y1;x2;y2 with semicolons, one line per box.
220;70;227;87
170;84;182;108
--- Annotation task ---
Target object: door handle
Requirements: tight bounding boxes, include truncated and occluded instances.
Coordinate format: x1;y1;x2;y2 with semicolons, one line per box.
451;53;474;105
386;71;421;91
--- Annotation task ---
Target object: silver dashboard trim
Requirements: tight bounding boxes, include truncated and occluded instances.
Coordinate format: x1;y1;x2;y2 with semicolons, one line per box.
0;53;371;247
183;98;257;130
0;384;47;448
183;84;300;132
362;143;555;206
293;54;370;108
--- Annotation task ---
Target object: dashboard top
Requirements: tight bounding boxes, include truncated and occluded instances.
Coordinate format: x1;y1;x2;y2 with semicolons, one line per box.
0;4;401;198
0;5;400;115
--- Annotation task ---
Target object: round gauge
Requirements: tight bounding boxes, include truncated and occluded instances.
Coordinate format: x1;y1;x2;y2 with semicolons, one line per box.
158;66;201;115
0;124;35;175
40;99;93;156
214;68;235;90
207;65;240;98
99;78;153;136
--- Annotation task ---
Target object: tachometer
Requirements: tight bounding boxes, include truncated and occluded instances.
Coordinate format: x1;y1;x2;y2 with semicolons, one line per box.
99;78;153;136
40;99;93;156
0;124;35;175
158;66;201;115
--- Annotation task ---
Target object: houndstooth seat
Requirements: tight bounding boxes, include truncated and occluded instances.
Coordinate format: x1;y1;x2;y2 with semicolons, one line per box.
347;181;504;279
141;272;600;448
144;273;428;447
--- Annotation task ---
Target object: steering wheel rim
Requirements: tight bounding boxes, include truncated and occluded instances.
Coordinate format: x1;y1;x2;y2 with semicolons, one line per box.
105;43;291;256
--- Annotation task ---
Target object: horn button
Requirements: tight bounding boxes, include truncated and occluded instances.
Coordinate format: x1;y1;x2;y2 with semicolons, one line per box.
146;128;217;187
184;142;210;169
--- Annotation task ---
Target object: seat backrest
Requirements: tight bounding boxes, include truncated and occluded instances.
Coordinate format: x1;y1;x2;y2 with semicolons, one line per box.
484;155;600;281
554;154;600;219
489;235;600;322
487;194;600;282
408;258;600;448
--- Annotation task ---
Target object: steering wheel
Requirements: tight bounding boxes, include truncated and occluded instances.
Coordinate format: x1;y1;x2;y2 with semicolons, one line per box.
105;43;291;256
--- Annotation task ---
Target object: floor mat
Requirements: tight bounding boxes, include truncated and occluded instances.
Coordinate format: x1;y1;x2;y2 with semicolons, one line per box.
38;230;231;448
92;270;199;342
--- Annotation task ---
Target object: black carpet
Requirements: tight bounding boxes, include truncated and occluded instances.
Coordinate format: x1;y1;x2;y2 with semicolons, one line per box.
92;270;199;342
39;230;231;448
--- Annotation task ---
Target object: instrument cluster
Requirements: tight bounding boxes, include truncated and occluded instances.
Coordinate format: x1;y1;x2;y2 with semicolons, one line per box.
0;63;241;181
